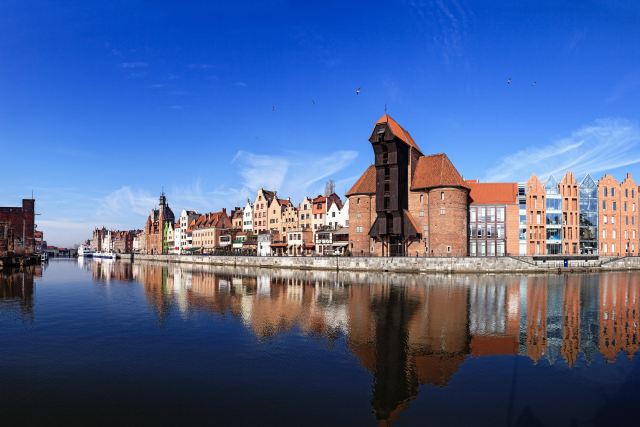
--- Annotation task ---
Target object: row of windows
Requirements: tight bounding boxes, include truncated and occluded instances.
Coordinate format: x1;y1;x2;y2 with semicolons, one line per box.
469;240;505;256
470;206;505;223
470;224;505;239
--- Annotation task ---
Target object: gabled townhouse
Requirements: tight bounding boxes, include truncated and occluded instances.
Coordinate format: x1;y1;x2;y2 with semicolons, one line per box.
242;200;253;232
179;209;200;253
298;197;313;230
267;197;291;234
230;207;243;230
312;193;342;231
326;197;348;229
253;188;276;233
282;201;299;234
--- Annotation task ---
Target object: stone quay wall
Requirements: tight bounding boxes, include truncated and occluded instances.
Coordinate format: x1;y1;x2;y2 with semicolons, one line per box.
130;254;640;274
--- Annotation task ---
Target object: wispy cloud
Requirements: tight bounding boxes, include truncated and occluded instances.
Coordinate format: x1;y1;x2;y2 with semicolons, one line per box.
408;0;470;63
118;61;148;69
234;81;248;87
483;118;640;182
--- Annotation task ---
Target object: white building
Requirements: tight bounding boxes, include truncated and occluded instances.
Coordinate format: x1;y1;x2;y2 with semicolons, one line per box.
257;232;272;256
242;200;253;232
325;198;349;229
101;230;113;252
178;209;199;253
172;221;182;254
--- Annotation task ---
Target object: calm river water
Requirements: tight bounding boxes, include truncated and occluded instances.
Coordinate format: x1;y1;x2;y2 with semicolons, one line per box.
1;259;639;426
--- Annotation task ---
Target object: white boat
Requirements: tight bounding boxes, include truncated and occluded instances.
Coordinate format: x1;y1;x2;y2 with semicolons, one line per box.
78;245;95;257
93;251;117;260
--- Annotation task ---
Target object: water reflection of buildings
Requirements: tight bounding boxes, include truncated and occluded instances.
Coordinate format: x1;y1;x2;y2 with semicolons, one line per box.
127;264;640;424
0;265;40;321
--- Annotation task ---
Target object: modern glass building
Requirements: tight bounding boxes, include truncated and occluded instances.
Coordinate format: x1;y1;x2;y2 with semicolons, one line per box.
579;174;598;254
545;176;562;254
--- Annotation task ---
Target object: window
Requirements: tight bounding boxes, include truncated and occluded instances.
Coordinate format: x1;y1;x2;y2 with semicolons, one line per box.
488;207;495;222
612;216;615;224
356;226;363;233
604;216;608;224
496;207;505;222
613;230;616;239
420;194;424;204
612;243;615;253
497;241;505;256
603;230;607;239
470;241;476;256
470;208;476;222
441;192;445;200
419;210;424;217
626;189;629;198
613;202;617;211
536;213;541;225
612;188;615;197
440;208;446;215
447;246;451;253
604;188;608;197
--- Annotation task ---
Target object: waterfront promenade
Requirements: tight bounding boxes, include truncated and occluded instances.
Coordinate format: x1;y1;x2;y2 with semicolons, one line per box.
131;253;640;274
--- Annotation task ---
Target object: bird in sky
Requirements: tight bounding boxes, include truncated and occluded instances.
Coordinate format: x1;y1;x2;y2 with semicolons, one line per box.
355;87;361;95
506;78;512;85
312;99;316;105
272;105;276;112
532;81;537;86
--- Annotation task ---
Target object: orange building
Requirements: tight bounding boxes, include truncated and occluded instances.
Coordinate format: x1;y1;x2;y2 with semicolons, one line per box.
525;174;546;255
598;174;621;255
560;171;580;254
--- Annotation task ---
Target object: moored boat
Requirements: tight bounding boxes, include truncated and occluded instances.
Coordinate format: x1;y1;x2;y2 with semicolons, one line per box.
78;245;95;257
93;251;117;260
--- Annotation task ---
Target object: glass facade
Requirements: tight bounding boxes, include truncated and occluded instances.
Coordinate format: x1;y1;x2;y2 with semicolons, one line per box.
469;205;506;256
579;174;598;254
545;176;562;255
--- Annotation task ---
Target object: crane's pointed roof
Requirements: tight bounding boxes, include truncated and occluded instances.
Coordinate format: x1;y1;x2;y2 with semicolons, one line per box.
374;114;423;154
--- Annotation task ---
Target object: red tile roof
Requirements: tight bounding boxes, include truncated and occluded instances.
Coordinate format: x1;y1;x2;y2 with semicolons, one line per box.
466;181;518;204
346;165;376;196
411;153;469;190
375;114;423;154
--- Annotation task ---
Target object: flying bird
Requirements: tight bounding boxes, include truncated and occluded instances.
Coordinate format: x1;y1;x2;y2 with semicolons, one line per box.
312;100;316;105
355;87;361;95
272;105;276;112
532;81;537;86
506;78;512;85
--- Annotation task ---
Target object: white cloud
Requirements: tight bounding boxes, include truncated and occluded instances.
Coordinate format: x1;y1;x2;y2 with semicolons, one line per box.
483;118;640;182
35;149;358;247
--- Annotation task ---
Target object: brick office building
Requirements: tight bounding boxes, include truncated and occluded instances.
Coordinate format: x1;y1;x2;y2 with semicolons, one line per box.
466;181;519;256
0;198;36;254
348;114;469;257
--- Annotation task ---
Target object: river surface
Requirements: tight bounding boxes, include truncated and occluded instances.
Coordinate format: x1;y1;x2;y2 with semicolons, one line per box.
1;259;639;426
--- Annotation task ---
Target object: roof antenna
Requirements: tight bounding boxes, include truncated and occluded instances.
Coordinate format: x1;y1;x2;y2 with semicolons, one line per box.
384;103;388;114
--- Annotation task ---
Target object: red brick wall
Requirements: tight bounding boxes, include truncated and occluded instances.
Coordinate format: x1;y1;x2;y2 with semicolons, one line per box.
348;194;376;256
426;188;468;256
0;199;35;253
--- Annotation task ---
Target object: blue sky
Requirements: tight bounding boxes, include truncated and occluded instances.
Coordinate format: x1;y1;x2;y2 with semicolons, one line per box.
1;0;639;246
